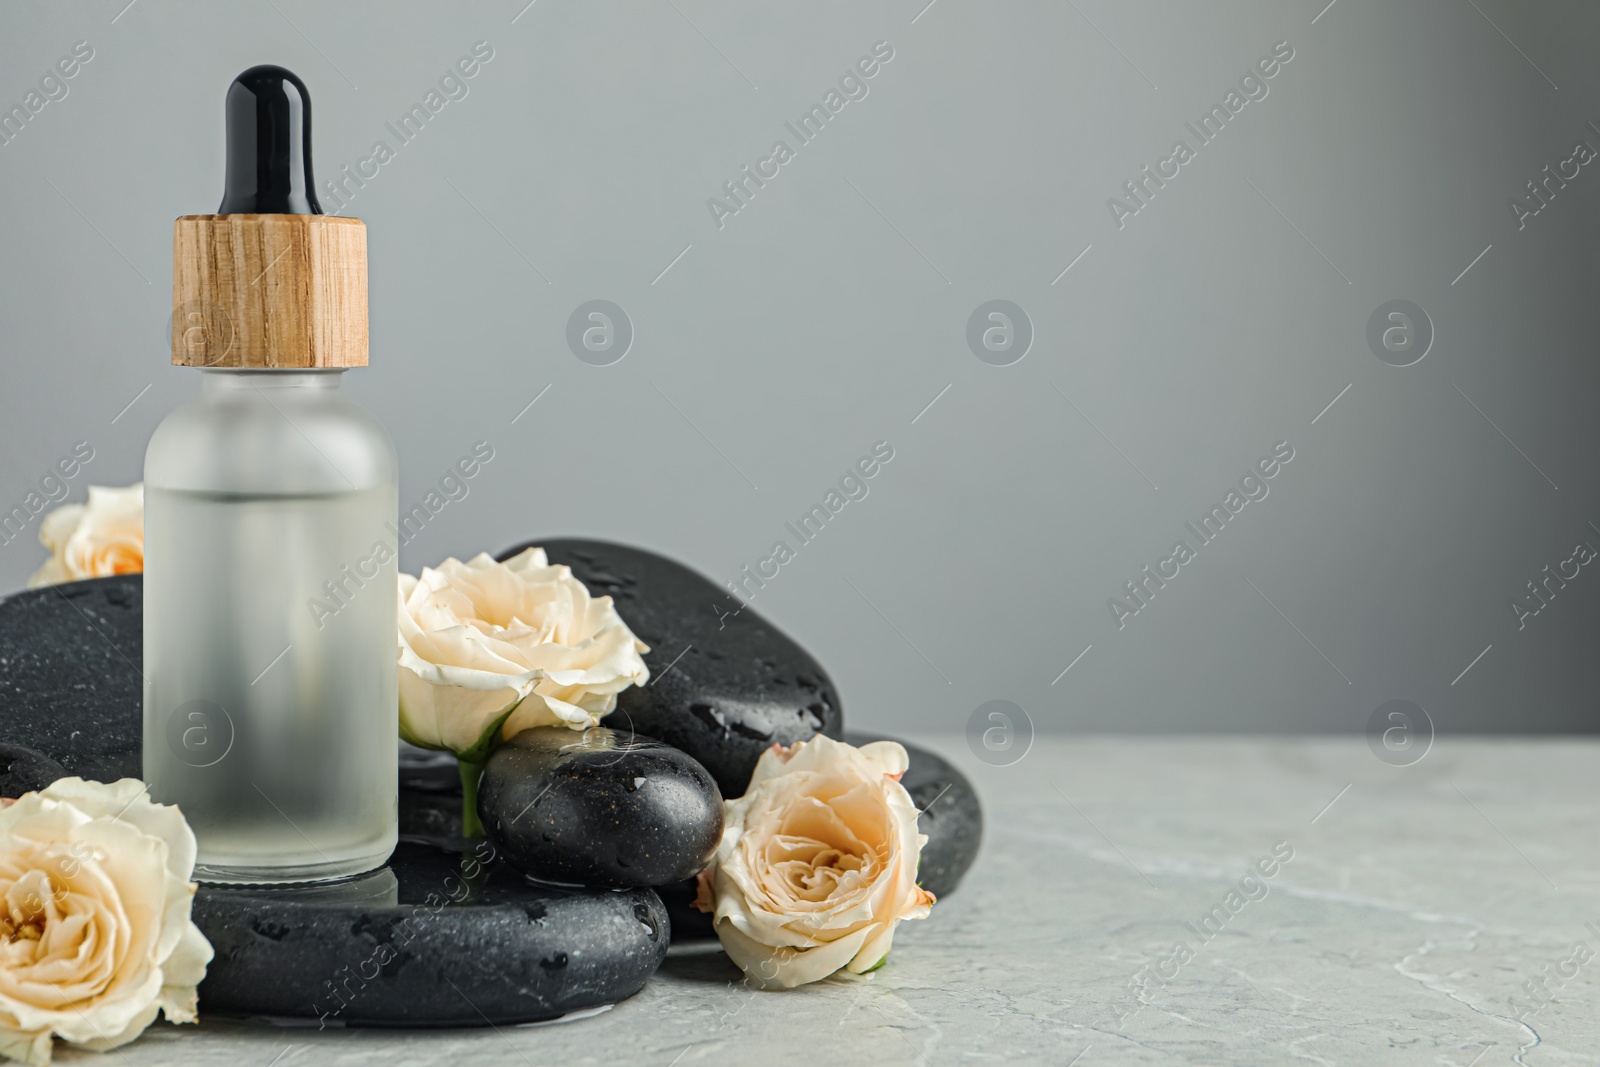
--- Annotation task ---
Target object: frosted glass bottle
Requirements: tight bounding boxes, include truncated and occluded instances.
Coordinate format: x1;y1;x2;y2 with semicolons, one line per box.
143;369;398;883
148;64;394;882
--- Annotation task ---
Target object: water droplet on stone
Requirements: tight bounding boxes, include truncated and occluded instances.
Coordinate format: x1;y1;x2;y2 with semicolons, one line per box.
634;902;659;942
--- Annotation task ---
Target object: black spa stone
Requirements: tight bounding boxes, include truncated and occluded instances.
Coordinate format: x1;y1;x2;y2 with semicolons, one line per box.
479;726;723;889
0;744;67;797
0;576;142;782
500;539;843;797
194;839;669;1027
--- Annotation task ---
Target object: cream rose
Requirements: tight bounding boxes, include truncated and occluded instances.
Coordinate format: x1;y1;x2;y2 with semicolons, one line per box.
0;778;212;1066
397;548;650;760
695;735;935;989
27;485;144;589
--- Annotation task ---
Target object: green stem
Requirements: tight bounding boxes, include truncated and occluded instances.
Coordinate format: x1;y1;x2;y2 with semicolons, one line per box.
458;757;486;839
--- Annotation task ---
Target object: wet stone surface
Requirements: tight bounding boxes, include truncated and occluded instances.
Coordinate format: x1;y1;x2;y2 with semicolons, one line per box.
479;726;723;889
505;539;844;798
0;743;67;798
0;576;143;782
193;840;670;1027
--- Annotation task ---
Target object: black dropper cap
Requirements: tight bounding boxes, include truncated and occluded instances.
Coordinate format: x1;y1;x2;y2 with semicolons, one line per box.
218;65;321;214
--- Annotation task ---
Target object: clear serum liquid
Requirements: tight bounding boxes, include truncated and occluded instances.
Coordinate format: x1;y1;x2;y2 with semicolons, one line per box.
143;483;397;882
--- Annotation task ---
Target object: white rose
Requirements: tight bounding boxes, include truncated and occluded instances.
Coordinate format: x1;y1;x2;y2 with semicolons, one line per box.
27;485;144;589
397;548;650;759
695;735;935;990
0;778;213;1066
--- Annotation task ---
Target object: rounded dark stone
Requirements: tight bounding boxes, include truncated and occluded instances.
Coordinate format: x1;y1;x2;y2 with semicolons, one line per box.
848;732;983;900
0;744;66;797
661;732;983;940
479;726;723;889
0;576;143;782
500;539;843;797
194;839;668;1026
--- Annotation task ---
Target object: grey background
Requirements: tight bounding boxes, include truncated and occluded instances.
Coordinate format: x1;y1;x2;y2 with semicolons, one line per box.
2;0;1597;736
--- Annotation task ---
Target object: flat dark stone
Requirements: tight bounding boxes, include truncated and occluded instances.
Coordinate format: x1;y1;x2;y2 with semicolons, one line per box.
0;744;66;797
0;576;143;782
660;733;983;940
501;539;843;798
480;727;723;889
194;840;668;1027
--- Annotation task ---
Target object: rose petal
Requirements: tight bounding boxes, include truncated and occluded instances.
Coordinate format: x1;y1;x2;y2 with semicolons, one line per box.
715;915;872;990
699;736;934;988
0;778;211;1061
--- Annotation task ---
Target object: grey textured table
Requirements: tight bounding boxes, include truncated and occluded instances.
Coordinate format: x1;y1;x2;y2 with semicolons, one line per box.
93;737;1600;1066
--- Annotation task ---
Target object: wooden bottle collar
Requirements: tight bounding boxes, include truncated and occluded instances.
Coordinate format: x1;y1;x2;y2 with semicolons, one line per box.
171;213;368;368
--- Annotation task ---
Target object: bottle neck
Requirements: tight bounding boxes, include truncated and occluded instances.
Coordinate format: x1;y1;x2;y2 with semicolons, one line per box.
200;368;345;395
